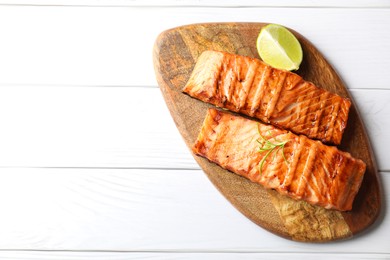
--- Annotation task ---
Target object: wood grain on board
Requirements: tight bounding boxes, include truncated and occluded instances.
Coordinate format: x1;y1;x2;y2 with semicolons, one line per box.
153;23;381;242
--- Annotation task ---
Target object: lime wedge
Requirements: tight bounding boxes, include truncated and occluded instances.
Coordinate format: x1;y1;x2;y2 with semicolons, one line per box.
256;24;303;71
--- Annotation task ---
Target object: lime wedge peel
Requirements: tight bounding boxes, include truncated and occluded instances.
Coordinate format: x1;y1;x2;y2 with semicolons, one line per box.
256;24;303;71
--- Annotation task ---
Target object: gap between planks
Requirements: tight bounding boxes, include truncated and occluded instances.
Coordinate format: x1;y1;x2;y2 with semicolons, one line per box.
0;166;389;173
2;84;390;91
0;251;389;260
0;0;389;8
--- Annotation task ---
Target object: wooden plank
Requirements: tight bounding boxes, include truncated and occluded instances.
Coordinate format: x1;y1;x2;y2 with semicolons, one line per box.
0;86;388;170
0;6;389;88
351;89;390;171
0;86;193;169
0;0;389;8
0;251;389;260
0;168;388;252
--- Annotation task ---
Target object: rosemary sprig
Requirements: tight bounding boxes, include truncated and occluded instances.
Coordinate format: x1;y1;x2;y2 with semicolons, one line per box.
257;125;289;174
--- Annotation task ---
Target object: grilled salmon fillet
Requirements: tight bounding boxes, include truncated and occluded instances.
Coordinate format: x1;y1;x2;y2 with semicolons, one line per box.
184;50;351;145
193;108;366;211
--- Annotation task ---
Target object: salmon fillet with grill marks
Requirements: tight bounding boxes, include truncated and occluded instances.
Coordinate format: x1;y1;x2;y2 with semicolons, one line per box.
193;108;366;211
183;50;351;145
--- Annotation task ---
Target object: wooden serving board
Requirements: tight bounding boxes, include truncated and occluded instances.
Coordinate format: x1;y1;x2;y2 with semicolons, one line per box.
153;23;381;242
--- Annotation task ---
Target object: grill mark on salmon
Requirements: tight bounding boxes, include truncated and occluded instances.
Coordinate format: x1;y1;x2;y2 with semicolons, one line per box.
183;50;351;145
248;65;271;118
193;109;366;211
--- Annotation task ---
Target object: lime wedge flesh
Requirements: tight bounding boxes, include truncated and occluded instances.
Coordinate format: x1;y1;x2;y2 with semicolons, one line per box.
256;24;303;71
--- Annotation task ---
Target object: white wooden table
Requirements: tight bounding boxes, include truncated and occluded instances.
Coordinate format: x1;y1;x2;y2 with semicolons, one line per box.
0;1;389;259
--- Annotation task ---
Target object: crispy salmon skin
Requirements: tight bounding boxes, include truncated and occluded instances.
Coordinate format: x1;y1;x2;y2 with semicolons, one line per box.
193;108;366;211
184;50;351;145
